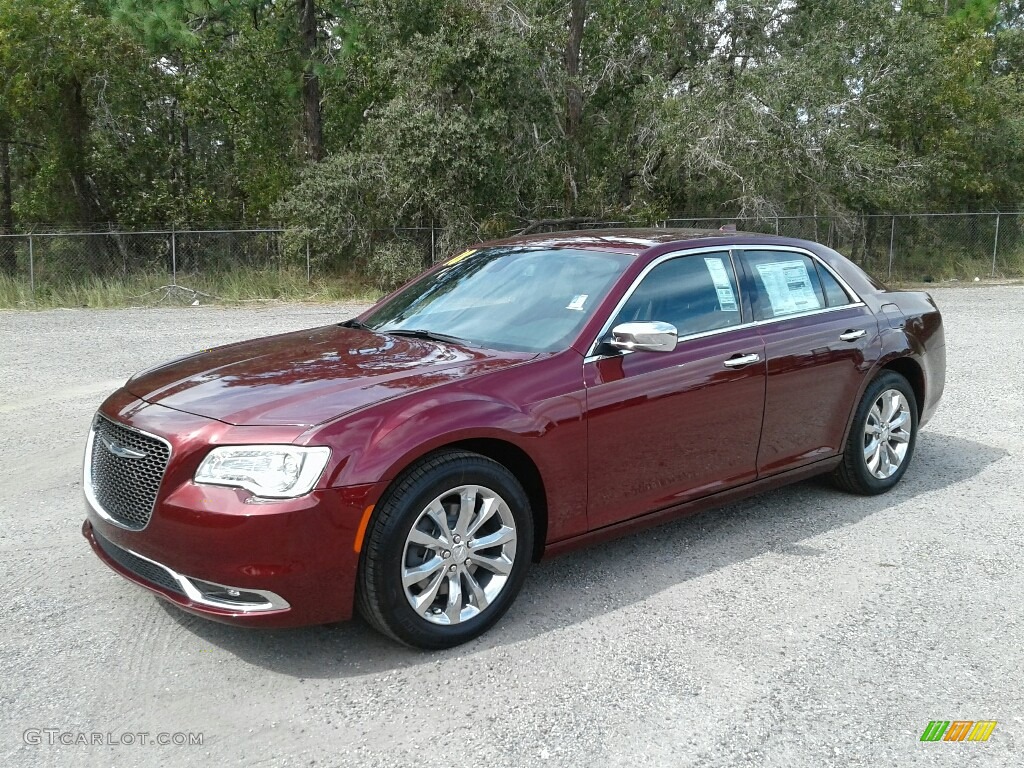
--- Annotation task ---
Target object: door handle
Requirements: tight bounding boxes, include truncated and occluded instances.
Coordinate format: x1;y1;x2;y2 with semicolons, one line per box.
839;329;867;342
723;353;761;368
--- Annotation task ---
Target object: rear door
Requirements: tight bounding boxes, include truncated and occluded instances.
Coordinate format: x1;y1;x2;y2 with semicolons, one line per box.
583;249;767;529
736;247;880;476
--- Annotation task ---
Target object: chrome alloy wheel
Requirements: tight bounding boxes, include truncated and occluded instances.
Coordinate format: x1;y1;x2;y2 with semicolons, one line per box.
401;485;518;625
864;389;912;479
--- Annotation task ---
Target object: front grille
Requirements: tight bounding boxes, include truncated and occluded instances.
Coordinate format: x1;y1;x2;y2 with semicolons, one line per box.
94;530;185;596
88;414;171;530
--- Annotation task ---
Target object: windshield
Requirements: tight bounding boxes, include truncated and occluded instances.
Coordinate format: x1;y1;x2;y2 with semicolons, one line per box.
362;247;633;353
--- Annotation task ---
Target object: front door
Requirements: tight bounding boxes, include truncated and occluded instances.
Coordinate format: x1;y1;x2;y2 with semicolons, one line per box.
584;250;767;530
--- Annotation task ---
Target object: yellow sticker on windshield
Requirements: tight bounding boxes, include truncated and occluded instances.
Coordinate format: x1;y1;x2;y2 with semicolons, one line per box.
446;249;476;266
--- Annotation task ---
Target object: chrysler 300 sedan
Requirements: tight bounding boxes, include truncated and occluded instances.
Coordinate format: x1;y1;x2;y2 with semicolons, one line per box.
83;228;945;648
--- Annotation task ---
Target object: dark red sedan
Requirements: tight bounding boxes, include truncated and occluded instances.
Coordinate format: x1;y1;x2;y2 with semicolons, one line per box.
83;229;945;648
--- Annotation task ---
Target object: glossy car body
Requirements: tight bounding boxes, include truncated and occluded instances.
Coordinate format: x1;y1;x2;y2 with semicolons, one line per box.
83;229;945;628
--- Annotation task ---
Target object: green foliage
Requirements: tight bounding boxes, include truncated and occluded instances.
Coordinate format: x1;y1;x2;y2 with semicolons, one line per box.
366;241;425;291
3;0;1024;266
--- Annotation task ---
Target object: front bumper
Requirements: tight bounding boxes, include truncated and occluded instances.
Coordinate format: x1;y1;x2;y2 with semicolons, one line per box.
85;482;382;628
85;519;292;611
82;392;386;627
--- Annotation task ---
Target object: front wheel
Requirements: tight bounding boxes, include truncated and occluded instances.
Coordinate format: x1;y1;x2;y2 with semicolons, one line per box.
356;450;533;649
832;370;919;495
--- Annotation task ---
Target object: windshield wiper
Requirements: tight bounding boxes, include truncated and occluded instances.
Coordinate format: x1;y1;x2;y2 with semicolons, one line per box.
339;318;371;330
343;320;470;346
385;328;469;346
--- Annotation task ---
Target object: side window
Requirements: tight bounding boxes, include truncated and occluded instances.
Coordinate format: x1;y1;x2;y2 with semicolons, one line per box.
741;250;826;321
815;262;852;307
613;252;742;338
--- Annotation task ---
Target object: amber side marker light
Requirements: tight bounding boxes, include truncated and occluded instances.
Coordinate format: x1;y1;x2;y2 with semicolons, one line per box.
353;505;375;553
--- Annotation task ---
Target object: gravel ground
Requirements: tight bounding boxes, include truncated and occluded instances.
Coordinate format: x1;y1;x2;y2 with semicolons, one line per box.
0;287;1021;768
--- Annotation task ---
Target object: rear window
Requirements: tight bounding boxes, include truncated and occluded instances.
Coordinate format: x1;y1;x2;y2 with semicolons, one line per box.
815;262;853;307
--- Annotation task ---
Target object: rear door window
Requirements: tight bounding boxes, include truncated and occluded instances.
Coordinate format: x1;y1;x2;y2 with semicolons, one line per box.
740;250;827;321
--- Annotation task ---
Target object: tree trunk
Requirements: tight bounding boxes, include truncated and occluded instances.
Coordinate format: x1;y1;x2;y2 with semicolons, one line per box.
563;0;586;210
61;77;103;225
168;97;192;221
60;77;118;274
0;138;14;276
180;114;191;193
298;0;324;162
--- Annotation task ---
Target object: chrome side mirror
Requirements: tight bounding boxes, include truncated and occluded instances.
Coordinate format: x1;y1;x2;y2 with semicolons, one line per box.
609;321;678;353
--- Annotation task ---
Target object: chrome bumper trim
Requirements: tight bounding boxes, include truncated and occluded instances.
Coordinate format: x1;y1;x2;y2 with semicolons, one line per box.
93;528;290;613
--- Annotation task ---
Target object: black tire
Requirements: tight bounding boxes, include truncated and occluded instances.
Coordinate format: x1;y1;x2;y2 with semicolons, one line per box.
356;450;534;649
832;370;919;495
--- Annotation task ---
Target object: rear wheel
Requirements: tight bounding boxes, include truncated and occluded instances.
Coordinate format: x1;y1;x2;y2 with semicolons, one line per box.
832;370;918;495
357;450;533;649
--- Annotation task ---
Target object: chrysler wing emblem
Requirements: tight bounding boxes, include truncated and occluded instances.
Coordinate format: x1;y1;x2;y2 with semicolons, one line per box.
100;434;148;460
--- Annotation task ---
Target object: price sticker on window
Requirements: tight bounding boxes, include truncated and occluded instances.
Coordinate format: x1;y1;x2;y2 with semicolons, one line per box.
704;257;739;311
755;260;821;315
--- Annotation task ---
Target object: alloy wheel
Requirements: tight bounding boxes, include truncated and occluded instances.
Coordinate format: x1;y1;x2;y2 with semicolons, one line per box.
863;389;912;479
401;484;518;625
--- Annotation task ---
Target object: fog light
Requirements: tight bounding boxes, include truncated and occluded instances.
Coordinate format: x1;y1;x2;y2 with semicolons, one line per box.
186;578;279;608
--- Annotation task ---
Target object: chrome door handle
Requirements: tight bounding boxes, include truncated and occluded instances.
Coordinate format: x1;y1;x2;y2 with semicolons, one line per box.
723;353;761;368
839;329;867;342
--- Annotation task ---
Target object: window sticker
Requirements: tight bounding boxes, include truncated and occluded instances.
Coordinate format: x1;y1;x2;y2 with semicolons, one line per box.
755;259;821;316
566;294;589;311
703;257;739;311
445;249;476;266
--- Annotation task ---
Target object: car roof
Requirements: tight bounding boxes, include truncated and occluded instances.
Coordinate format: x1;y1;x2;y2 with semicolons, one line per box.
478;227;749;256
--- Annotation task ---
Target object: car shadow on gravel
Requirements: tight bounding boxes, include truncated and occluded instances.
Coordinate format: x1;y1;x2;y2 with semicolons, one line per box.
159;430;1005;676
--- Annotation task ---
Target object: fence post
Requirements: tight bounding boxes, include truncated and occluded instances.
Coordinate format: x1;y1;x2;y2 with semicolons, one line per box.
306;237;311;283
430;220;436;264
170;225;177;286
887;215;896;280
775;217;779;235
992;213;1001;278
28;233;34;299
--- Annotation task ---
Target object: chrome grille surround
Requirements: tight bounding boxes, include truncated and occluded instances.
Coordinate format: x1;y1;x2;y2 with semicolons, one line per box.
84;414;171;530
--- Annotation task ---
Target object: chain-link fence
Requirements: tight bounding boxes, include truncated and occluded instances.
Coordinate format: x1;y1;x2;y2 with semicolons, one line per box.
663;213;1021;281
0;228;296;305
1;213;1021;306
0;226;453;306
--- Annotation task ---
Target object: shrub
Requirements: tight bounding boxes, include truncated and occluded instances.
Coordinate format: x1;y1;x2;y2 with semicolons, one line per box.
367;241;424;291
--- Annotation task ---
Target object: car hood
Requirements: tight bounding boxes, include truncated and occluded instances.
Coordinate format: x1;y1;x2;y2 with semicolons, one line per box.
124;325;536;426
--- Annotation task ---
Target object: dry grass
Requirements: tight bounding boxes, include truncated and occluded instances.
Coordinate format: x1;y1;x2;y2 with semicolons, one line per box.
0;269;380;309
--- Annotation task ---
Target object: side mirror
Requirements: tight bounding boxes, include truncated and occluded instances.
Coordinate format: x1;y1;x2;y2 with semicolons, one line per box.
609;321;678;353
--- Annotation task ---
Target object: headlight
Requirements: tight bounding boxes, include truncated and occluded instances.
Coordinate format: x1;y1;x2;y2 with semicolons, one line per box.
194;446;331;499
